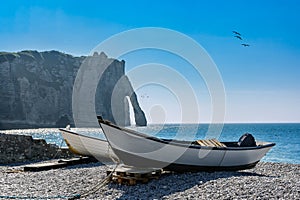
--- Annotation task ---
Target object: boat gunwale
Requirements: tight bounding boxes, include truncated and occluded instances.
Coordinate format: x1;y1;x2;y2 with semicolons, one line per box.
98;119;276;151
59;128;107;142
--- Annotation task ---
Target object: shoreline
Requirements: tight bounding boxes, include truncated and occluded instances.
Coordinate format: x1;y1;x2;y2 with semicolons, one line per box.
1;125;300;165
0;161;299;199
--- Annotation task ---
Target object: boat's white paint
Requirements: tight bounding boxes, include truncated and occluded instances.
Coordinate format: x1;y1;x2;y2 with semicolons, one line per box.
59;128;118;163
100;122;275;169
220;145;273;166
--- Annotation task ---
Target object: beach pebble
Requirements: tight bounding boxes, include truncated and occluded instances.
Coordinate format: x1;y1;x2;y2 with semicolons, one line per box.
0;162;299;199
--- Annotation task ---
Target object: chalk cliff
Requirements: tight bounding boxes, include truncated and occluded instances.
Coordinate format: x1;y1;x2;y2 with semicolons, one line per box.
0;50;147;129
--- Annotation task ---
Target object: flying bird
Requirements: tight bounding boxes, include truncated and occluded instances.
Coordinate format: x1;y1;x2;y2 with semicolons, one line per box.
241;43;250;47
232;31;250;46
232;31;241;36
234;35;242;40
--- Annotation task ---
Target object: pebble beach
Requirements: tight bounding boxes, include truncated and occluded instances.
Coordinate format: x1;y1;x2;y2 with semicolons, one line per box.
0;161;299;199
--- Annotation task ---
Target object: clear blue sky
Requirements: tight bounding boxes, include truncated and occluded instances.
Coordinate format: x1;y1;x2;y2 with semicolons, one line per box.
1;0;300;123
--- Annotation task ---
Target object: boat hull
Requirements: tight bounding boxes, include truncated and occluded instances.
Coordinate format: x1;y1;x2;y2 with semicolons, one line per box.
98;119;275;171
59;128;118;163
112;147;259;171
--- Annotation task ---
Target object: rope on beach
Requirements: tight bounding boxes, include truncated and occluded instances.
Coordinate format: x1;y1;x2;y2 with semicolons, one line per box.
0;163;119;200
70;162;119;199
52;137;65;159
70;145;121;199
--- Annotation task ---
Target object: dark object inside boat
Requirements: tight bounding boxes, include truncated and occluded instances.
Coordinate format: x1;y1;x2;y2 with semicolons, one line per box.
238;133;256;147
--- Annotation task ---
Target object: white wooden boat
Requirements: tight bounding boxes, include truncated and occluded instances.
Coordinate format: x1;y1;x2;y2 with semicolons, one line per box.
59;128;118;163
98;117;275;171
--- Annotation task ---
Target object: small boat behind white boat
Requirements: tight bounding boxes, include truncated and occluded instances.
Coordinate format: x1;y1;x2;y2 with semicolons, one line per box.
59;128;118;163
98;116;276;172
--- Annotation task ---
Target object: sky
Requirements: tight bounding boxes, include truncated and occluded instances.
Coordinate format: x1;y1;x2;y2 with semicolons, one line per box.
1;0;300;123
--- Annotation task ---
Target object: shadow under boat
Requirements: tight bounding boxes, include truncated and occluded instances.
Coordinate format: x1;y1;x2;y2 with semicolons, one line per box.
108;169;274;199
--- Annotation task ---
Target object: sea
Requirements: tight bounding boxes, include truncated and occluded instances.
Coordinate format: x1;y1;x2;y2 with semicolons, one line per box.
2;123;300;164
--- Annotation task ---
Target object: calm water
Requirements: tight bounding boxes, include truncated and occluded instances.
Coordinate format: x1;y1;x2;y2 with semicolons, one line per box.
3;123;300;164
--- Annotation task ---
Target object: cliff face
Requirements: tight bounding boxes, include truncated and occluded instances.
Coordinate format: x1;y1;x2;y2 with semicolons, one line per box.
0;50;146;129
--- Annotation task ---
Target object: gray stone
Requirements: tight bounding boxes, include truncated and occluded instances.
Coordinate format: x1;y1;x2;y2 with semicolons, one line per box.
0;133;74;164
0;50;146;129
